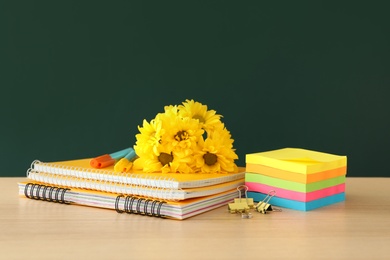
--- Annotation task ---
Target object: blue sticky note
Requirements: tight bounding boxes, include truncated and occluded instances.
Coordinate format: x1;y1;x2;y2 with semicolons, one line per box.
247;191;345;211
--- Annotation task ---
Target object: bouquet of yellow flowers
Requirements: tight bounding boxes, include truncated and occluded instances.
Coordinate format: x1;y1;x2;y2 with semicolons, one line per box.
132;99;238;174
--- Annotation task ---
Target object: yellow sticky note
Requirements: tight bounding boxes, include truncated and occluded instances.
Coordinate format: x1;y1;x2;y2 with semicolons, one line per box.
246;148;347;174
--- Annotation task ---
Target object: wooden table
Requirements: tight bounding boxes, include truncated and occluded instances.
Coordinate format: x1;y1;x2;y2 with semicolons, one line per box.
1;177;389;260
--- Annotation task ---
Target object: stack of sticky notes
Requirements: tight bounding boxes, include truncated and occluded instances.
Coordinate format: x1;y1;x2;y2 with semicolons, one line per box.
245;148;347;211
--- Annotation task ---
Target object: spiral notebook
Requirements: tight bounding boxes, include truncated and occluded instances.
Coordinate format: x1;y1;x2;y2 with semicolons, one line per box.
27;170;244;200
28;158;245;189
18;181;239;220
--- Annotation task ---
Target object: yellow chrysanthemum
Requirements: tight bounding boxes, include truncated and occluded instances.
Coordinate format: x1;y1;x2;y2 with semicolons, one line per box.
132;99;238;173
163;104;179;117
133;144;174;173
134;118;163;157
169;153;196;173
178;99;223;132
207;122;234;148
194;127;238;173
133;142;195;174
164;116;204;153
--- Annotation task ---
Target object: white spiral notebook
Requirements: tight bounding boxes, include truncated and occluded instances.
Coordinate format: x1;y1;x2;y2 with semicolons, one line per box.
19;181;239;220
27;158;245;200
29;158;245;188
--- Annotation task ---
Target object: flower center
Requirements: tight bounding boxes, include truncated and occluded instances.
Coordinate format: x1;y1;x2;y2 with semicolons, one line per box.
193;115;205;123
203;152;217;166
158;152;173;166
174;130;189;141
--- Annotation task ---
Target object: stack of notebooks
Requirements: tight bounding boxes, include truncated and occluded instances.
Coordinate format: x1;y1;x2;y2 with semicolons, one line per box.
19;158;245;220
245;148;347;211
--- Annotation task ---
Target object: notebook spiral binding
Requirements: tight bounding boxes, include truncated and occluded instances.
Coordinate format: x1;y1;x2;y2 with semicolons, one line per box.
24;183;71;204
28;160;179;189
26;166;181;201
115;195;166;218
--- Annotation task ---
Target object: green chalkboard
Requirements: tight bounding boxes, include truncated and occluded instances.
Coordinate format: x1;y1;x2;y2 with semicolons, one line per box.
1;1;389;177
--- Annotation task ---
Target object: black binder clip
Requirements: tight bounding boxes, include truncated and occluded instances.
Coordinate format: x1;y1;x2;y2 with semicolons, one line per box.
255;190;281;214
228;185;254;219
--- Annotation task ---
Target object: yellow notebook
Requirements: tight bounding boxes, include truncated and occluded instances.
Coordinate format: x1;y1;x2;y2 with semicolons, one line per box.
18;181;239;220
27;158;245;200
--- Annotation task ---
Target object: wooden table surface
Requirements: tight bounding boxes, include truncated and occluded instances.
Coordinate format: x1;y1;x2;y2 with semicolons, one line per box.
1;177;390;260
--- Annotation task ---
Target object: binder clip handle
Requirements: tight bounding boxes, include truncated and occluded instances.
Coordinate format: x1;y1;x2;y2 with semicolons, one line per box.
255;190;277;214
